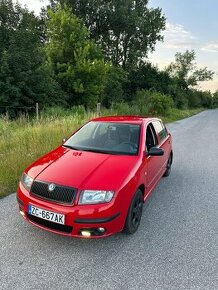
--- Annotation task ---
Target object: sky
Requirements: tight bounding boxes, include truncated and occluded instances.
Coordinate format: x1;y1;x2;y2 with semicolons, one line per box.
13;0;49;15
148;0;218;92
16;0;218;92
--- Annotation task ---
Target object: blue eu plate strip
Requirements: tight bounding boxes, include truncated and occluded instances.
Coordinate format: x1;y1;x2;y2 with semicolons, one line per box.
28;205;32;214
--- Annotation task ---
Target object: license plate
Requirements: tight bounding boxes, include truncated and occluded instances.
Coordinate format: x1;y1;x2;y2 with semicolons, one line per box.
28;205;65;225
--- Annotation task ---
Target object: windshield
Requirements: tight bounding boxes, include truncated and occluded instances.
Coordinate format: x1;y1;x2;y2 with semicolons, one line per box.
64;122;141;156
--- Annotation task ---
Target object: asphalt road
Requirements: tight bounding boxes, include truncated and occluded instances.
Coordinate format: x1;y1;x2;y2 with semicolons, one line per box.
1;110;218;290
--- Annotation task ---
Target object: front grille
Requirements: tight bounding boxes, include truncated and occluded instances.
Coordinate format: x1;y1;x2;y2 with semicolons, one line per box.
27;214;73;234
30;181;77;204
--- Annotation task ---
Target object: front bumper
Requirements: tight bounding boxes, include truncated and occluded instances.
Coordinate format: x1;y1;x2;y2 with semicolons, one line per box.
17;183;124;238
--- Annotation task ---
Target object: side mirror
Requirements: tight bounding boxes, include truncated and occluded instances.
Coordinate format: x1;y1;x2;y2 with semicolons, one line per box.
62;138;67;144
148;147;164;156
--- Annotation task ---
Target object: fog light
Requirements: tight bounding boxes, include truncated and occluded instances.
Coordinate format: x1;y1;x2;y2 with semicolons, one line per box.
81;230;91;237
98;227;105;233
19;209;25;217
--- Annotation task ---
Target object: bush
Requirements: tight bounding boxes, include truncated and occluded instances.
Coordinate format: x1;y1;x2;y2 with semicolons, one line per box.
112;102;132;115
187;91;202;108
111;90;174;117
133;90;174;116
132;90;151;115
148;92;174;116
134;89;150;105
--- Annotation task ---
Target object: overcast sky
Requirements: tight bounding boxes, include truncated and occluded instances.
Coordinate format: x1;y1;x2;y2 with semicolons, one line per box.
16;0;218;92
13;0;49;14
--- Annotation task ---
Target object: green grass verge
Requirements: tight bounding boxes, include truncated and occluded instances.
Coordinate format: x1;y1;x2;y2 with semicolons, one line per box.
0;107;204;198
162;108;204;123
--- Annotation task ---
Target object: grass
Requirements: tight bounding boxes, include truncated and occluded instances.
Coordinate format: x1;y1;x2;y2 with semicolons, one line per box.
0;111;95;198
0;107;204;198
162;107;204;123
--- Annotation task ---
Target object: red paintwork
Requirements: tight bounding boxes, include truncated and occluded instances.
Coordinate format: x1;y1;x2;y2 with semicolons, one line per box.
17;116;173;238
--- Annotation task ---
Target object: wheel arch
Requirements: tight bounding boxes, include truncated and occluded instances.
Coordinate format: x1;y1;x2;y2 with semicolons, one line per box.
170;150;173;163
138;184;145;199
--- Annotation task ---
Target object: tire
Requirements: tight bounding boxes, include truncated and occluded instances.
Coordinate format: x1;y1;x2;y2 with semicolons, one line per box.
163;153;173;177
123;189;143;235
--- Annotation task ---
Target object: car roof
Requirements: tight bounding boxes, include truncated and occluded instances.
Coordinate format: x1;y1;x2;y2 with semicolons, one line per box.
92;115;159;124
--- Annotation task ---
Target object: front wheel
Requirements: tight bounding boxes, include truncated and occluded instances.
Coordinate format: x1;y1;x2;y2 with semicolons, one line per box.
163;153;173;177
123;189;143;235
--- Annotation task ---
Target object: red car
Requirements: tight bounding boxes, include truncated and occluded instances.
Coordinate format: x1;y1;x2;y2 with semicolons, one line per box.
17;116;173;238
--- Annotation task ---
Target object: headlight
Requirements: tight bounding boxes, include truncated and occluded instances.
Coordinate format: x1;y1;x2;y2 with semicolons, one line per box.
21;173;33;191
79;190;114;205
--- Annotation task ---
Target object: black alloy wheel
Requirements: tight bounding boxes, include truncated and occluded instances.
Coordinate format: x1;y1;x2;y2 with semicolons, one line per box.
163;153;173;177
124;189;143;234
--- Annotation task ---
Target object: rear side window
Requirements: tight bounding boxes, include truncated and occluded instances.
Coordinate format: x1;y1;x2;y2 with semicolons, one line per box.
153;121;168;142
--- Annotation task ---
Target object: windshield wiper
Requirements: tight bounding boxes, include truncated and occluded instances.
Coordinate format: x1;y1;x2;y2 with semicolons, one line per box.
63;145;80;151
80;148;122;155
78;148;104;153
63;146;134;155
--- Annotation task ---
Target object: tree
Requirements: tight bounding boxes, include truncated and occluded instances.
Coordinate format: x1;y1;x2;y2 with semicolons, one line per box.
213;91;218;108
103;66;128;107
166;50;214;90
0;0;62;114
127;63;172;96
46;5;109;108
53;0;166;69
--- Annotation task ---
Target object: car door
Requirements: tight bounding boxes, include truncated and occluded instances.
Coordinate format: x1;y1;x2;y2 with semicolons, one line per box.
152;120;171;171
144;122;163;192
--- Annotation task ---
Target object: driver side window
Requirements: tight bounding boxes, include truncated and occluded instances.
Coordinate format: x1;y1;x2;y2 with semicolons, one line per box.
146;123;158;152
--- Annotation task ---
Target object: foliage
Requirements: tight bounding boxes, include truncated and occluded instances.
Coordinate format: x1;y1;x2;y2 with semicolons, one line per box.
132;89;151;115
57;0;166;69
134;90;174;116
166;50;214;89
213;91;218;108
0;1;216;117
127;63;173;96
0;0;62;115
185;89;212;109
148;93;174;116
162;107;204;123
167;84;189;109
41;105;86;118
111;102;144;116
103;66;128;107
46;5;109;108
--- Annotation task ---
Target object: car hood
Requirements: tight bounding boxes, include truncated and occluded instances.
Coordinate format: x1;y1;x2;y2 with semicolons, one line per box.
26;146;139;190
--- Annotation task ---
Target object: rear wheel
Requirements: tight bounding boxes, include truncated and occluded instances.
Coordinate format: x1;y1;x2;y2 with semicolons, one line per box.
123;189;143;234
163;153;173;177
